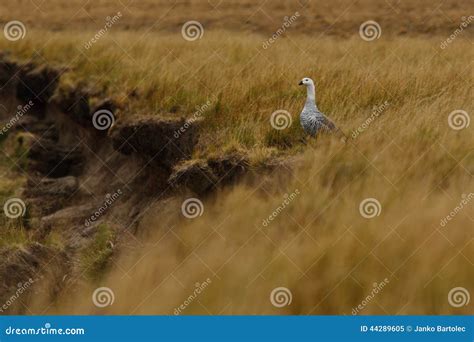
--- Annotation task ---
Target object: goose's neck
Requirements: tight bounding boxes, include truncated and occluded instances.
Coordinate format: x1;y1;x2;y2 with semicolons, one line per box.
306;84;317;106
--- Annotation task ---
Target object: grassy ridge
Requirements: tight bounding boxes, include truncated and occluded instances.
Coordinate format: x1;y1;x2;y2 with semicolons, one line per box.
1;31;471;161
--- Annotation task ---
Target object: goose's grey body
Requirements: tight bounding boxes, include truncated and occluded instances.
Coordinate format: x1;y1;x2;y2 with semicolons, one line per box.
299;77;337;137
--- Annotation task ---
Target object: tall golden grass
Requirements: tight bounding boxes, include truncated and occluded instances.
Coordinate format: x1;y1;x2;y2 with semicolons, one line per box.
2;31;471;159
8;30;470;315
47;130;473;314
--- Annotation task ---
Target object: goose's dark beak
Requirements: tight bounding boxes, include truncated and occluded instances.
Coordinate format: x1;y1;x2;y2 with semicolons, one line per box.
298;80;303;85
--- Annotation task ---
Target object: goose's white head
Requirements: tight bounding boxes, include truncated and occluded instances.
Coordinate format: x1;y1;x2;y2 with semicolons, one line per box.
298;77;314;87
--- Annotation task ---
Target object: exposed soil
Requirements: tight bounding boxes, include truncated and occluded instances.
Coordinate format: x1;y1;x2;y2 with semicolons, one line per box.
0;54;257;312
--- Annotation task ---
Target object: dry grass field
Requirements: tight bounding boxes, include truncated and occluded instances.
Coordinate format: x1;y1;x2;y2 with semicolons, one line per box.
1;0;472;36
0;0;472;315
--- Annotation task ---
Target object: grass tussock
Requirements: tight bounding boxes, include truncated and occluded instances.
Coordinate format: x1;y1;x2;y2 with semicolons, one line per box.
79;224;116;281
0;136;29;248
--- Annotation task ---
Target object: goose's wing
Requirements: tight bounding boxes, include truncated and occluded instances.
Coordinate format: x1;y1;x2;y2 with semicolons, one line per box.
320;115;347;141
319;115;336;131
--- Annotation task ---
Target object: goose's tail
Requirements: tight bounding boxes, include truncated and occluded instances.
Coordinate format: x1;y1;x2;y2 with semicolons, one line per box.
334;127;348;143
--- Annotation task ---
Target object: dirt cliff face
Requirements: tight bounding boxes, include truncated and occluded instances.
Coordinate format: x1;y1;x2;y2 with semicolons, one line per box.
0;54;251;313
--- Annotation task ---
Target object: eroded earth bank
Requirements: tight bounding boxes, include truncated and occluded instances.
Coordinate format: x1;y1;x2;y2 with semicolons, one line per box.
0;54;257;313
